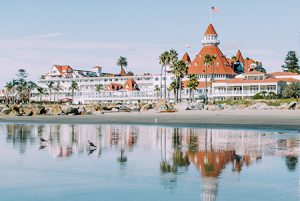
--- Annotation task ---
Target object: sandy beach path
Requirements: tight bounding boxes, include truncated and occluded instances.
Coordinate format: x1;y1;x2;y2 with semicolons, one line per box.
1;110;300;131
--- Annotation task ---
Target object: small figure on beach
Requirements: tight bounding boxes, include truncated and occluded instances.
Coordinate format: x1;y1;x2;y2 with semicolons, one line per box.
40;137;47;143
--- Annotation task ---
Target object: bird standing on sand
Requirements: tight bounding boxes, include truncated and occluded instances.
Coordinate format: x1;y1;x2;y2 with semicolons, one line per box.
155;118;159;123
40;137;47;143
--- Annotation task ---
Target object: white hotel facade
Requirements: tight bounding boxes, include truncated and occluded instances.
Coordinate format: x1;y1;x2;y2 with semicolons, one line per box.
33;24;300;103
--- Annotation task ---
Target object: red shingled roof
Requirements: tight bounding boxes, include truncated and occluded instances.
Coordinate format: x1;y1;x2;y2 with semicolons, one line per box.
182;80;212;89
214;78;285;84
188;45;236;75
271;72;299;76
123;79;139;91
54;65;72;74
204;24;218;35
182;52;191;64
236;49;245;63
120;67;126;76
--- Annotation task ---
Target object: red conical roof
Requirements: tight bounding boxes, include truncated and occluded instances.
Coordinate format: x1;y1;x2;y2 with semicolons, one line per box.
182;52;191;64
236;49;245;63
120;67;126;76
204;24;218;36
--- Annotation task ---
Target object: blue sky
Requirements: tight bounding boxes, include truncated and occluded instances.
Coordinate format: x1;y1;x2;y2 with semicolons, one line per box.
0;0;300;87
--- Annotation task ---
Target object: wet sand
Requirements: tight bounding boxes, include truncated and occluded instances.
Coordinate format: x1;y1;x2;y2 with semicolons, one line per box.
1;110;300;131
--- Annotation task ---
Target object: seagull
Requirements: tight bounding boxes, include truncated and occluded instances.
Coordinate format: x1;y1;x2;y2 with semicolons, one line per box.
154;118;159;123
88;140;97;148
40;137;47;143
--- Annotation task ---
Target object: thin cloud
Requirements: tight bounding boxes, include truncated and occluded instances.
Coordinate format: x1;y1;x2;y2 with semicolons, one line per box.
23;33;63;40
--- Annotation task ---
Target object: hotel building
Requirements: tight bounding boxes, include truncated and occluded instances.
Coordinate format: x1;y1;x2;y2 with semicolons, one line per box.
32;24;300;103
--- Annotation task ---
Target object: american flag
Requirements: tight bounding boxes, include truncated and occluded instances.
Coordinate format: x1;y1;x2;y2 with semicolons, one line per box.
211;6;220;13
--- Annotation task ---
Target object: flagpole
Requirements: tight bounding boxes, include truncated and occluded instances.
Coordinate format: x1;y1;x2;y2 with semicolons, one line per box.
210;7;212;24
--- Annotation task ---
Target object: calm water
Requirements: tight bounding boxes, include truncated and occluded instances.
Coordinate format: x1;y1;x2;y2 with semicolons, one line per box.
0;124;299;201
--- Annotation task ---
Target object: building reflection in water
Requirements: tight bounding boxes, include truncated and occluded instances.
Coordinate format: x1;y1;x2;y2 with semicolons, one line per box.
1;124;299;200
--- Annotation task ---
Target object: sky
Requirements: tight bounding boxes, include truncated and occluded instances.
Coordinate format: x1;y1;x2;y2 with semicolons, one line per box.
0;0;300;87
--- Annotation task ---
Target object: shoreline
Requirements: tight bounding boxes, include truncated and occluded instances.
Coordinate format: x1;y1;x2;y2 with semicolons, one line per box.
1;110;300;131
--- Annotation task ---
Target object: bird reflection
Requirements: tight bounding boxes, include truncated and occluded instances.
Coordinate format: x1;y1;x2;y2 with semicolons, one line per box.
88;148;96;155
39;144;47;150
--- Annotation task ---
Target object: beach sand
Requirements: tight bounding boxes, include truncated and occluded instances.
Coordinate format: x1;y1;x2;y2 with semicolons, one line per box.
0;110;300;131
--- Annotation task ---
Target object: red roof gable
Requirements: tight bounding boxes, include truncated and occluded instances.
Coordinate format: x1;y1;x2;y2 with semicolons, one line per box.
123;79;139;91
120;67;126;76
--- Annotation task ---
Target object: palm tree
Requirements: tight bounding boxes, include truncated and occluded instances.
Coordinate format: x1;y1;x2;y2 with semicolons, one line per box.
36;87;48;102
203;54;216;103
154;87;161;101
169;49;179;100
95;84;104;94
54;82;63;103
117;56;128;74
172;60;188;103
187;74;199;102
168;80;176;102
5;81;14;104
46;81;55;102
159;51;170;99
69;81;79;103
26;81;37;103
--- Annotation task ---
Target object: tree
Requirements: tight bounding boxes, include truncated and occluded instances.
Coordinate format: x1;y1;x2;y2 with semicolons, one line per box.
203;54;216;103
54;82;63;103
4;81;14;104
282;51;299;74
154;87;160;101
16;69;28;81
168;80;176;101
172;60;187;103
187;74;199;102
95;84;104;94
25;81;37;102
283;82;300;101
127;71;134;76
117;56;128;72
46;81;55;102
36;87;48;102
159;51;170;99
69;81;79;103
159;49;178;101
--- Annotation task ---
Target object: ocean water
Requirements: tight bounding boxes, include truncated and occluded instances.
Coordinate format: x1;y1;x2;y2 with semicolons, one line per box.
0;123;299;201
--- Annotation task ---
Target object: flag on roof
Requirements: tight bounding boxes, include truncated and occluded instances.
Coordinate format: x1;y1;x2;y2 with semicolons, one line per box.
211;6;220;13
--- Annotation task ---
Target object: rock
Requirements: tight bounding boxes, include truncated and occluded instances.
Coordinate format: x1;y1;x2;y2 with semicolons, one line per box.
9;106;21;116
20;107;34;116
130;105;140;112
288;102;297;110
65;107;79;115
111;108;119;112
119;105;130;112
217;104;224;110
1;107;12;115
34;105;46;115
140;103;152;111
195;102;205;110
47;105;64;115
78;107;86;115
92;111;105;115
